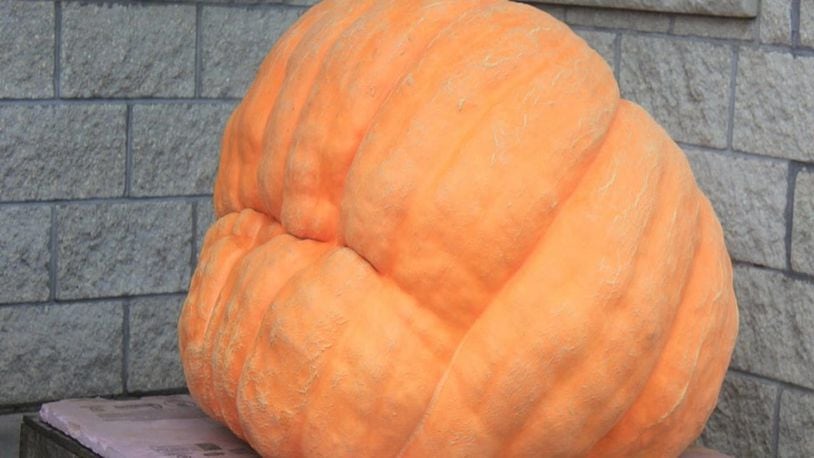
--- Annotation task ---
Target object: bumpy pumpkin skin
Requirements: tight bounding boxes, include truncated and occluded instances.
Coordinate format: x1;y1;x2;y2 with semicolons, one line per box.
178;0;739;456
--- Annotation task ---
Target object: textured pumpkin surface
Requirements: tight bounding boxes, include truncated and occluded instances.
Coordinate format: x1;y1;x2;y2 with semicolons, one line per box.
178;0;739;456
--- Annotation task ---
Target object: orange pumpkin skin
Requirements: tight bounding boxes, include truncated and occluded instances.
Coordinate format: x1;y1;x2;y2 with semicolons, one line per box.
178;0;739;456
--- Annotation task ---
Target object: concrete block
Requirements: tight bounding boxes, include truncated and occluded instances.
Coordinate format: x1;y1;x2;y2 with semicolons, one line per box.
731;265;814;389
202;5;303;98
131;103;235;197
0;302;123;404
621;36;732;148
128;295;186;392
700;372;777;457
57;202;192;299
685;148;787;269
0;1;54;98
733;49;814;162
62;3;195;97
0;105;126;201
0;206;51;304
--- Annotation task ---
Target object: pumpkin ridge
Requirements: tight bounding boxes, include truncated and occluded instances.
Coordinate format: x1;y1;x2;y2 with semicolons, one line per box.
628;206;734;455
179;209;278;421
500;135;704;455
373;35;585;279
338;13;616;333
581;199;706;456
291;258;392;454
198;216;289;423
198;216;284;344
257;0;380;222
395;101;621;457
334;2;542;256
478;105;672;455
186;211;273;360
586;200;735;456
282;0;504;245
396;101;706;456
210;235;334;436
279;0;503;244
215;2;331;216
265;249;349;454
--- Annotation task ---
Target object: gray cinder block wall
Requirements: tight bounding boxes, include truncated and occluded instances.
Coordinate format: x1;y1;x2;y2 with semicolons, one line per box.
0;0;812;456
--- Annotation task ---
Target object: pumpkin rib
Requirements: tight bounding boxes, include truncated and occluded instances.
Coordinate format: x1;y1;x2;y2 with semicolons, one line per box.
232;248;342;454
394;88;620;456
499;109;705;456
234;247;452;456
179;209;277;421
398;101;705;457
339;7;618;333
288;258;365;454
257;0;380;223
255;247;349;455
585;199;735;457
214;3;331;217
370;35;586;278
577;189;707;457
631;207;737;456
339;4;579;266
281;0;502;243
502;146;680;455
182;211;274;370
209;234;334;437
396;102;622;457
197;216;287;424
387;32;589;257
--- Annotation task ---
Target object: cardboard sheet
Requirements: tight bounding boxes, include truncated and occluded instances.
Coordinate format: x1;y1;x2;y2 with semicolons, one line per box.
39;395;258;458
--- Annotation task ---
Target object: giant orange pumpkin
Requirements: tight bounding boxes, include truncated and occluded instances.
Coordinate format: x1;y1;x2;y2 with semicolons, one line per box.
178;0;739;456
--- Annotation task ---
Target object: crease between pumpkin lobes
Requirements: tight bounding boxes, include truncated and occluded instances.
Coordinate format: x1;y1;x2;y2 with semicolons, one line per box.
179;0;738;456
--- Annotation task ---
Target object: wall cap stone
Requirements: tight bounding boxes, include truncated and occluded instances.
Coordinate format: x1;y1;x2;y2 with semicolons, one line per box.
530;0;759;18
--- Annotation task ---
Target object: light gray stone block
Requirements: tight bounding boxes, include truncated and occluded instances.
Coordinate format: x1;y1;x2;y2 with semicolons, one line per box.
685;148;787;269
0;1;54;98
196;198;216;261
530;0;759;17
61;3;194;98
733;49;814;162
0;105;126;201
700;373;777;457
565;6;671;31
128;295;186;392
132;103;235;197
802;0;814;47
574;29;616;71
57;202;192;299
792;170;814;275
673;14;756;40
731;265;814;389
779;390;814;457
0;302;123;404
759;0;792;44
0;206;50;304
621;36;731;148
202;6;304;98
